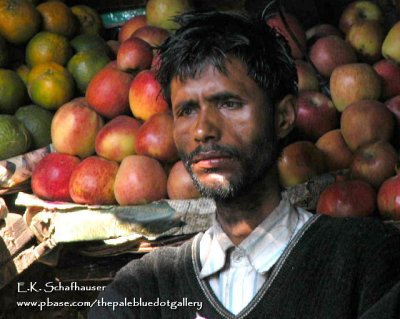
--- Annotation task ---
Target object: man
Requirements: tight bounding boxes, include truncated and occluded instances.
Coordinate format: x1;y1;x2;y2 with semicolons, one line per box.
89;11;400;319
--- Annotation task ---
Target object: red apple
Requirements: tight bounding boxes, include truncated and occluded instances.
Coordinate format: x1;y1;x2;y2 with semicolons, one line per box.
295;60;320;93
309;35;357;78
69;156;119;205
330;63;381;112
294;91;339;141
117;37;153;72
31;153;80;202
385;95;400;147
346;20;384;63
338;0;383;34
86;67;134;119
114;155;167;205
277;141;326;188
132;25;170;47
129;69;169;121
350;140;398;189
95;115;142;162
341;100;394;151
135;112;178;162
306;23;342;45
51;98;104;158
266;12;307;59
374;59;400;99
316;129;353;171
377;173;400;220
167;160;201;199
316;180;376;217
118;15;147;43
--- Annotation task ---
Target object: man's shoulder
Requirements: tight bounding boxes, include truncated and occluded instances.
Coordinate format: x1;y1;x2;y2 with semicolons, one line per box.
307;214;400;248
114;234;199;281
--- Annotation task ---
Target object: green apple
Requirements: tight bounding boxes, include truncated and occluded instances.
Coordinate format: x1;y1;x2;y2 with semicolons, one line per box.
382;21;400;64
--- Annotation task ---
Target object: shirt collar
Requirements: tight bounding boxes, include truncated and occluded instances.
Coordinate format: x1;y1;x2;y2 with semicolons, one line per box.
199;199;300;279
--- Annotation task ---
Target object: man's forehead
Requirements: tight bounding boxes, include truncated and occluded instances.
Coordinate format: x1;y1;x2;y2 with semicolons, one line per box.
171;57;248;85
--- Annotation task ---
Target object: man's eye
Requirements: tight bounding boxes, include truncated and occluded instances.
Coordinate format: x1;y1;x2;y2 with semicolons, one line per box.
219;100;242;109
177;106;196;117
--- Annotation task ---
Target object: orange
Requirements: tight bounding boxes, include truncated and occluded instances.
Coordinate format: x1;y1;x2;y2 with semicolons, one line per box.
25;31;73;67
0;0;41;44
70;33;110;55
0;68;28;113
27;62;75;110
71;5;103;36
67;49;110;94
37;1;78;39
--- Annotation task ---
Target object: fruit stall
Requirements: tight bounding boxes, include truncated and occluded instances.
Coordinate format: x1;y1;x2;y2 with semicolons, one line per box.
1;0;400;317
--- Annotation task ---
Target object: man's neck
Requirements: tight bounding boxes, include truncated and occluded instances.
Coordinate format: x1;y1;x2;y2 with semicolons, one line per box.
215;169;282;246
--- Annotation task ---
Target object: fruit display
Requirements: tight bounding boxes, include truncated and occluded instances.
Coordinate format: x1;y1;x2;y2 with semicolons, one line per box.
270;0;400;219
0;0;400;217
17;0;198;204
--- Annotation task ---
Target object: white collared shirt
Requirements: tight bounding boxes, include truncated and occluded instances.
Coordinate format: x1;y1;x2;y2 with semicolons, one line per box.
198;199;312;315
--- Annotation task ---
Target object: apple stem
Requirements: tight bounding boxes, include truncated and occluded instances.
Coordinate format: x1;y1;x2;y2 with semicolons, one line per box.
268;1;331;97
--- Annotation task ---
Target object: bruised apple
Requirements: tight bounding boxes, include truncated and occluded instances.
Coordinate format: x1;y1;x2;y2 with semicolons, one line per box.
135;112;178;162
294;91;339;141
374;59;400;99
86;67;134;119
118;15;147;43
340;100;394;151
95;115;142;162
114;155;167;205
350;140;398;189
309;35;357;78
338;0;383;34
31;153;80;202
316;129;353;171
69;156;119;205
167;161;201;199
316;180;376;217
295;60;319;93
377;173;400;220
277;141;326;188
129;70;169;121
51;98;104;158
132;25;170;47
117;37;153;72
346;20;384;63
330;63;381;112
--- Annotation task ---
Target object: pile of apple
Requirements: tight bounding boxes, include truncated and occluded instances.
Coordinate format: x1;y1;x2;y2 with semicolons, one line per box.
30;0;200;206
269;1;400;220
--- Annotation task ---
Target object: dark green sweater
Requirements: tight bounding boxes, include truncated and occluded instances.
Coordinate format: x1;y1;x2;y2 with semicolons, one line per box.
89;215;400;318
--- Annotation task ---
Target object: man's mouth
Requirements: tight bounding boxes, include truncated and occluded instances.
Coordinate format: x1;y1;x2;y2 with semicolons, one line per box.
191;151;234;169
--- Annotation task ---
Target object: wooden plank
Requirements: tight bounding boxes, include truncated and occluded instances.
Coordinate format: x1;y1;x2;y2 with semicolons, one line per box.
0;213;34;266
0;240;53;289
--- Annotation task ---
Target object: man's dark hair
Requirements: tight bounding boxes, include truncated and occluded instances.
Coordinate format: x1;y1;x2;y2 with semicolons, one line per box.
156;10;298;106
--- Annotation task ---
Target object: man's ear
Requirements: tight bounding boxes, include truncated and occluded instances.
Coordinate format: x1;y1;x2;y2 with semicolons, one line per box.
275;94;296;139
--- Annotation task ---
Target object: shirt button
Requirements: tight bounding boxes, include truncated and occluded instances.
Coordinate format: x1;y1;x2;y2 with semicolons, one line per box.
232;250;245;262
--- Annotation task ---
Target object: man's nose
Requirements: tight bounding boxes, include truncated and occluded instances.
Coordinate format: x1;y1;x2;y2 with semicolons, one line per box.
194;108;221;143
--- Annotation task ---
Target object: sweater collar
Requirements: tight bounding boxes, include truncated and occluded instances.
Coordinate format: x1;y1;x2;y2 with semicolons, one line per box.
199;199;308;278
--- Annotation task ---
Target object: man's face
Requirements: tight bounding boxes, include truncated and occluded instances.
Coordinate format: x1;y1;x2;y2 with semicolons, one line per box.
170;58;278;200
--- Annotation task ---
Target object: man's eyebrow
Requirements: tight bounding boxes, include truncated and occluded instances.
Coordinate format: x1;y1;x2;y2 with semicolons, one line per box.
173;100;198;111
205;92;244;103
